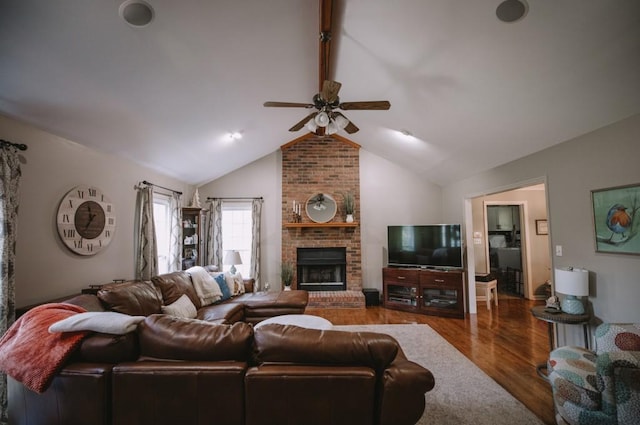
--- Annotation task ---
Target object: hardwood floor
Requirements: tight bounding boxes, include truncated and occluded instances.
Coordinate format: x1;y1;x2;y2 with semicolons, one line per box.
306;297;555;425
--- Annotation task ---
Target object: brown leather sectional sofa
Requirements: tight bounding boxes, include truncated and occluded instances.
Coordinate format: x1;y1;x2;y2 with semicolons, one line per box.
8;270;435;425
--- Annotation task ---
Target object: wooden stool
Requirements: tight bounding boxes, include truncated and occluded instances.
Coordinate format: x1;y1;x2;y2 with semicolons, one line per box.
476;279;498;310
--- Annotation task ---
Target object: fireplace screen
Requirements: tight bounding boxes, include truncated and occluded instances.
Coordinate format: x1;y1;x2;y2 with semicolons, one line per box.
297;247;346;291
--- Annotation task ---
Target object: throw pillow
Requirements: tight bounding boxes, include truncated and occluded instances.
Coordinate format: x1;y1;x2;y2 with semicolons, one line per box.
48;311;145;335
235;272;245;295
187;266;222;306
161;294;197;319
214;273;232;300
225;271;245;295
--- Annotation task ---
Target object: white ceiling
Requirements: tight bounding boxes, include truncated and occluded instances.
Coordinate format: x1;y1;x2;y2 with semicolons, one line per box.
1;0;639;186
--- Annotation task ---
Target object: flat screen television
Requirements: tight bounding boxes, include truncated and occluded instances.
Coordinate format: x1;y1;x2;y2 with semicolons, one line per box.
387;224;463;269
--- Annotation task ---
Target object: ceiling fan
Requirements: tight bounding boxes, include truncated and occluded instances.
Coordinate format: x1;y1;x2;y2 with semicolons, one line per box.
263;0;391;135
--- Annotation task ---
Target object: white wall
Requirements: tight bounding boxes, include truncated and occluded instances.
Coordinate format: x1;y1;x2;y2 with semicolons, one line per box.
443;114;640;335
197;147;443;293
359;150;443;291
1;114;193;306
197;151;282;290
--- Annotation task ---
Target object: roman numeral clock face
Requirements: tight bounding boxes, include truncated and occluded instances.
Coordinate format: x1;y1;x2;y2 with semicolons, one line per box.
56;185;116;256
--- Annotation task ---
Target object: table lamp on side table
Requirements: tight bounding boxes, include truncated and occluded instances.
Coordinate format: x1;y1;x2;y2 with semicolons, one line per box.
224;250;242;275
554;267;589;315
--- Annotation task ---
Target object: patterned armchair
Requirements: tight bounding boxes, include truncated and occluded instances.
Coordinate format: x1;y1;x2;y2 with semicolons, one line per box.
547;323;640;425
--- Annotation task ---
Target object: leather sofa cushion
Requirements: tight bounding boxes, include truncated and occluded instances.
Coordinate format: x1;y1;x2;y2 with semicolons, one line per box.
197;302;244;323
254;325;398;370
237;291;309;310
97;281;162;316
63;294;108;312
138;314;253;361
151;271;202;309
74;332;139;364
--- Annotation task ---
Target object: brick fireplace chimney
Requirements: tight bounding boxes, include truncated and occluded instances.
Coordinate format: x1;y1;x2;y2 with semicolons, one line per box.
281;134;362;291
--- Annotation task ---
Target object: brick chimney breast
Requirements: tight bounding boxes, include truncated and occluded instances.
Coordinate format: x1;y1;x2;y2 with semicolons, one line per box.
281;134;362;291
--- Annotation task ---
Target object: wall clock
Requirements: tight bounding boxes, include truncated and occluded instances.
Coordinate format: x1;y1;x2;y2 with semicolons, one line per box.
56;185;116;256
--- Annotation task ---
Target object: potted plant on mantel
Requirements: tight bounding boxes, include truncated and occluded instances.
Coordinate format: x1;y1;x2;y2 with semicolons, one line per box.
281;261;295;291
341;191;355;223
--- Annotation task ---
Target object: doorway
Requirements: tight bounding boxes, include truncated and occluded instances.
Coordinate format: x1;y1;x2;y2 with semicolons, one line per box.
486;204;524;298
468;182;551;307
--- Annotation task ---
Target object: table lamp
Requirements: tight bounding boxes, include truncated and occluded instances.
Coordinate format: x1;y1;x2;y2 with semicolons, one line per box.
554;267;589;315
223;250;242;275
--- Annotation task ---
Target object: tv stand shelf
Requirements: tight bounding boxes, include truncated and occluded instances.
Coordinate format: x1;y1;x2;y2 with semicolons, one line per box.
382;267;465;318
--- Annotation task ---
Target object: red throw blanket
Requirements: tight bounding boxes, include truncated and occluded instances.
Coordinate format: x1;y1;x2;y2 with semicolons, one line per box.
0;303;88;393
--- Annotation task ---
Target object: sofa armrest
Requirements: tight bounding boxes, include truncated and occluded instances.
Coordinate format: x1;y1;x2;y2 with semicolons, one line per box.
378;357;435;425
243;278;254;293
596;350;640;418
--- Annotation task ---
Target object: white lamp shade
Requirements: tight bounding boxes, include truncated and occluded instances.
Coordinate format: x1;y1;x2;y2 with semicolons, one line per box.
306;119;318;132
223;250;243;266
326;120;339;135
554;267;589;296
334;114;349;129
314;111;330;127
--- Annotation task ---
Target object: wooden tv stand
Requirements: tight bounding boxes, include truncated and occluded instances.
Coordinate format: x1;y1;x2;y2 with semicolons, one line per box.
382;267;465;318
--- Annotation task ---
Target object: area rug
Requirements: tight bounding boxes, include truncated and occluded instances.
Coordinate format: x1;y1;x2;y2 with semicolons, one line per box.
334;324;544;425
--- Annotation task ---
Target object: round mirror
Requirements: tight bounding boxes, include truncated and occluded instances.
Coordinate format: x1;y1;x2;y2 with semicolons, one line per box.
306;193;337;223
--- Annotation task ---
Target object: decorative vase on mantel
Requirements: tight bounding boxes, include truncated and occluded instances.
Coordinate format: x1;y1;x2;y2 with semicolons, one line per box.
346;214;354;223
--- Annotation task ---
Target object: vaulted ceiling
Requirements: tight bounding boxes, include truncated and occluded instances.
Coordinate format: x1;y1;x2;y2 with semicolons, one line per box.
1;0;639;186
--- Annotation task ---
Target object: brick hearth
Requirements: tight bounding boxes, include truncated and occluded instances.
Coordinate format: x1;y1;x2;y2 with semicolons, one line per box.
307;290;365;308
281;134;362;295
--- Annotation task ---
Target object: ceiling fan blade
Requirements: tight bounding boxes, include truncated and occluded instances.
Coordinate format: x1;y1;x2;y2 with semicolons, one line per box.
264;101;315;108
318;0;333;91
339;101;391;110
344;120;359;134
289;112;318;131
321;80;341;103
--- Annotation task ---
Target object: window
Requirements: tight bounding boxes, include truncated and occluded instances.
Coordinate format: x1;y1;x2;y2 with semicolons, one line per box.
153;193;171;274
222;201;252;276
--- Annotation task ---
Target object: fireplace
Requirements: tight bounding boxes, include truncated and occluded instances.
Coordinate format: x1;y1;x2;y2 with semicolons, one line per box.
297;247;346;291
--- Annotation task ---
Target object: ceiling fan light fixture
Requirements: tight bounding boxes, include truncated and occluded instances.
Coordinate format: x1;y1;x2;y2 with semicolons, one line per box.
315;111;330;127
334;114;349;129
326;120;339;135
306;120;318;132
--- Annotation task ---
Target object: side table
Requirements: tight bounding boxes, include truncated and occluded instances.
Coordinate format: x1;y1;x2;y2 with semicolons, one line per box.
530;305;590;379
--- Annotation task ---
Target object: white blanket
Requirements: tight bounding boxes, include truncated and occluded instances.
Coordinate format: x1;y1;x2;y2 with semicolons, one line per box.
187;266;222;306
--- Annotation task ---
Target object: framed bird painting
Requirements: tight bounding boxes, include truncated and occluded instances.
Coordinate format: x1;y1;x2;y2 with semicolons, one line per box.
591;182;640;255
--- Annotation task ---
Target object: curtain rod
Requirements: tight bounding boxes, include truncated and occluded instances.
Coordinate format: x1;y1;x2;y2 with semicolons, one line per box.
0;139;28;151
141;180;182;195
207;197;263;201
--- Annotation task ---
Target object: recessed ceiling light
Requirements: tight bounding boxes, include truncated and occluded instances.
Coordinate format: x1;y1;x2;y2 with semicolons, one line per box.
227;132;243;140
399;129;413;137
119;0;154;28
496;0;528;23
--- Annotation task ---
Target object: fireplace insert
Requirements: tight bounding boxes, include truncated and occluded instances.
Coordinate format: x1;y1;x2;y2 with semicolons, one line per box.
297;247;346;291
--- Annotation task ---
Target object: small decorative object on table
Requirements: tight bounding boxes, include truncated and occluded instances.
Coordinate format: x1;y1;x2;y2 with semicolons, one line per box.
544;295;561;313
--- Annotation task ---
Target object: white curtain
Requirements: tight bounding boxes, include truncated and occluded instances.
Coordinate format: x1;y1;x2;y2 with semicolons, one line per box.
205;199;223;268
0;145;22;425
167;192;182;272
250;198;262;290
135;185;158;280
